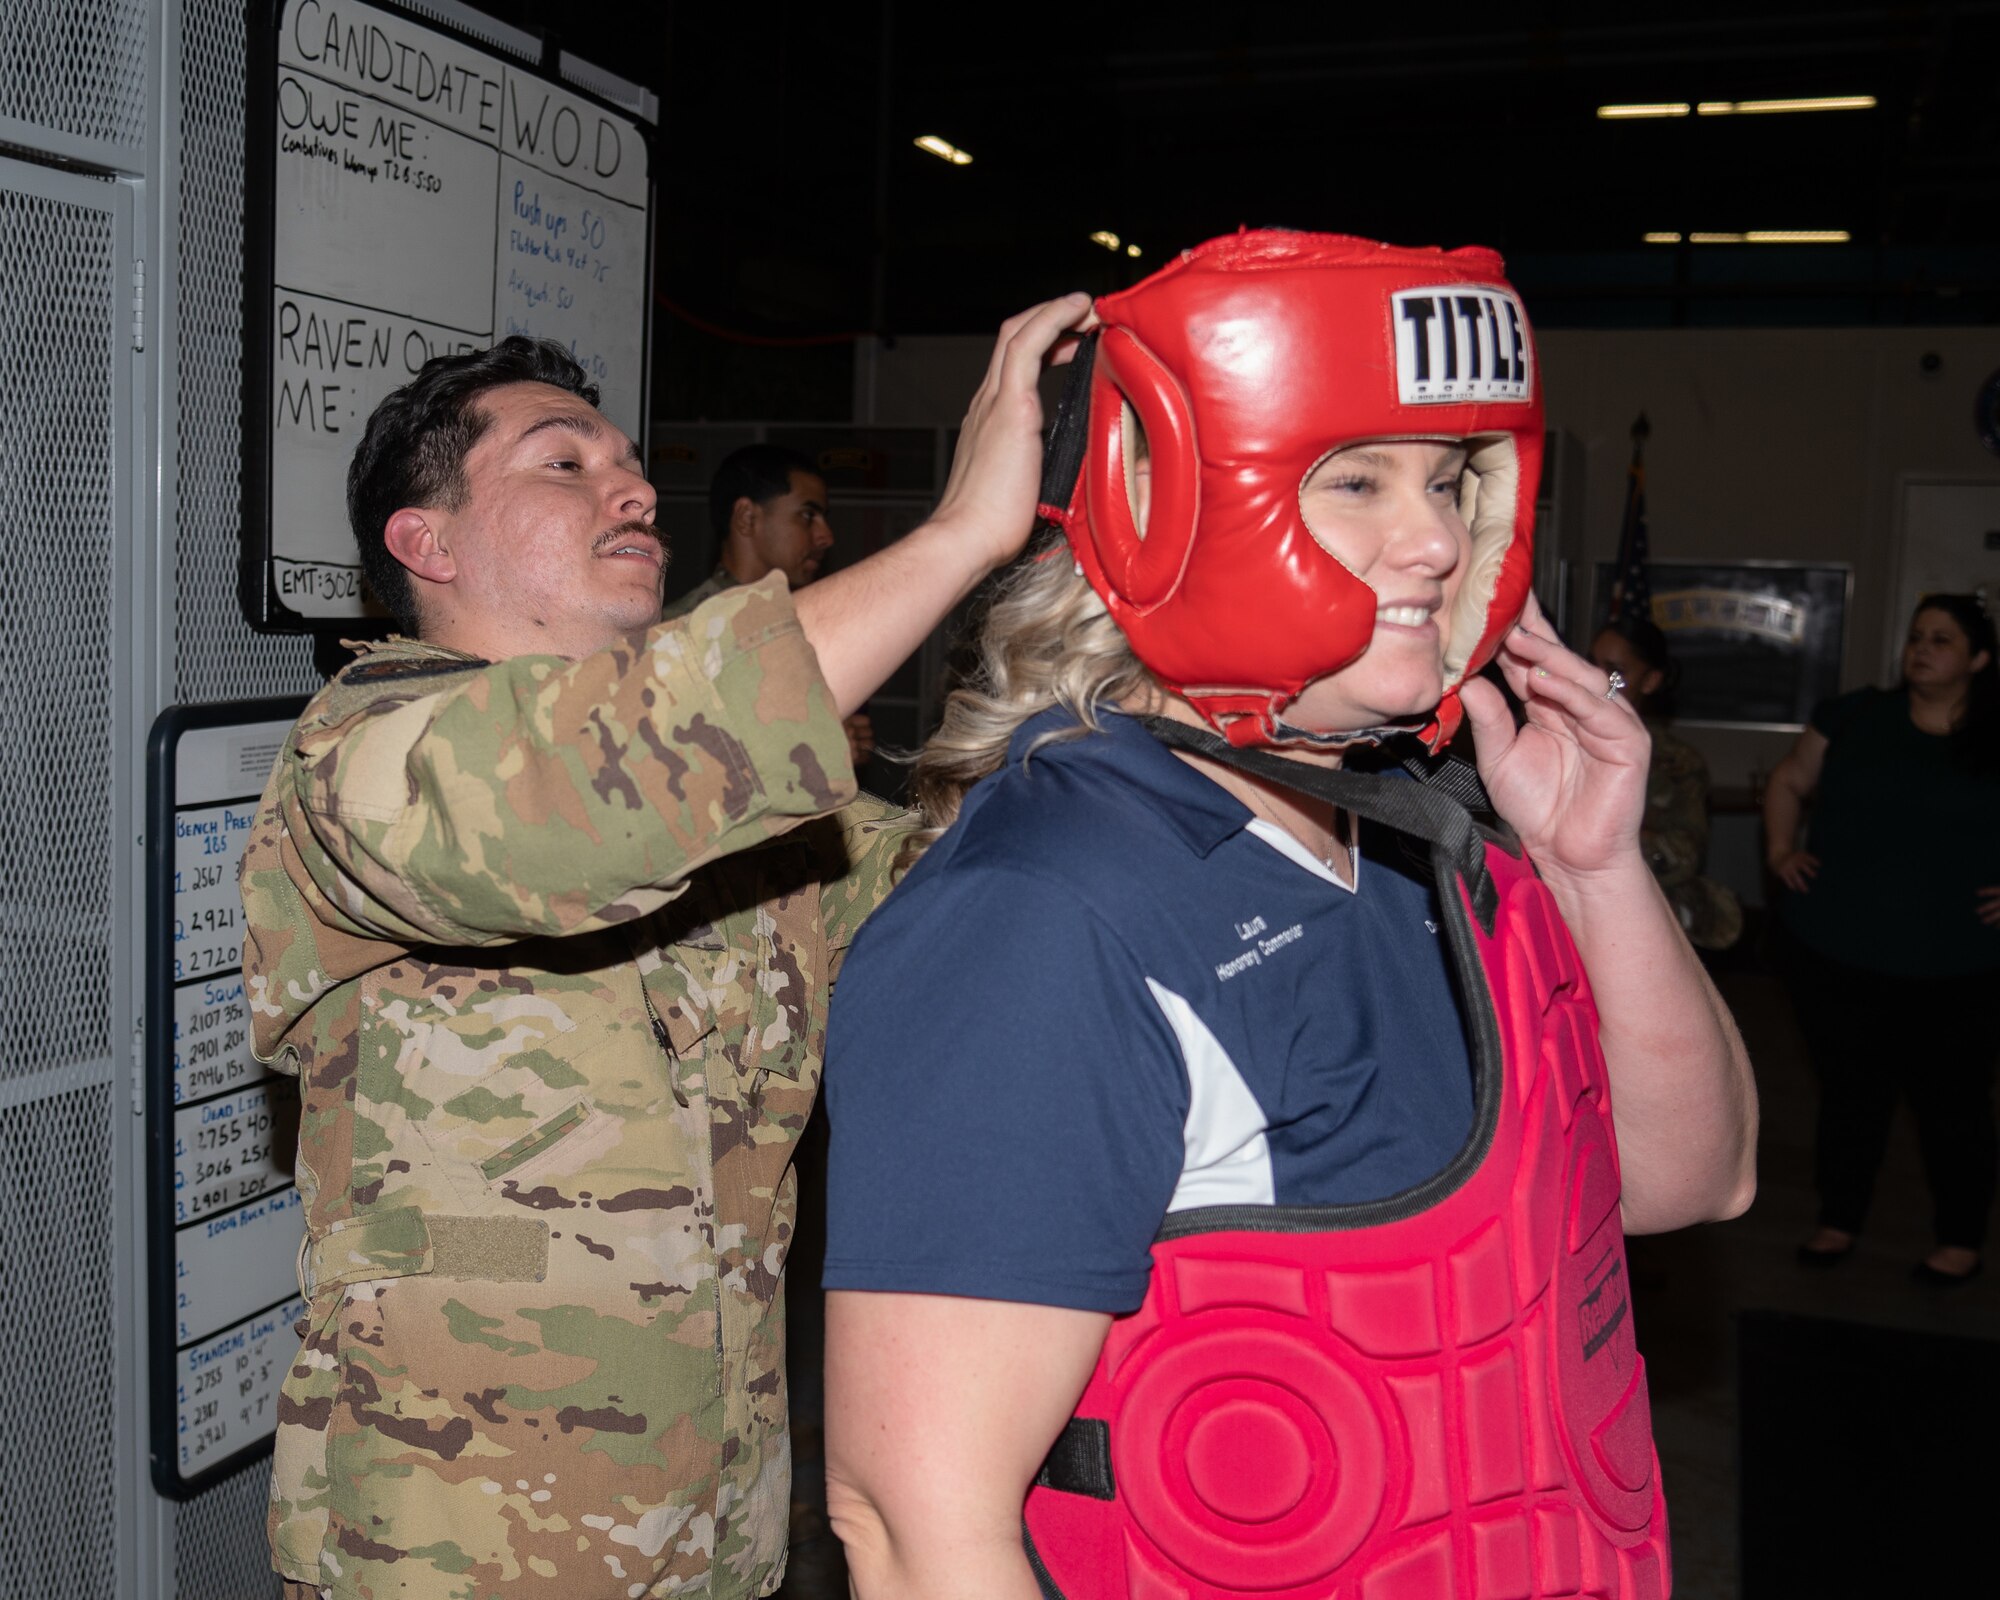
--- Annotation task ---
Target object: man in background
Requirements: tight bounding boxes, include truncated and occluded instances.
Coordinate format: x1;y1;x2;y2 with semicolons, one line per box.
667;443;833;609
667;443;874;767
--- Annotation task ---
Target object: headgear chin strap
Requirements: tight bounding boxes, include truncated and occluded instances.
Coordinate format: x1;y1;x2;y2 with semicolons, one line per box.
1038;230;1544;751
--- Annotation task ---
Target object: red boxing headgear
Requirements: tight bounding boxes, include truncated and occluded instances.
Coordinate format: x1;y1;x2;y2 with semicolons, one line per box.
1047;230;1544;750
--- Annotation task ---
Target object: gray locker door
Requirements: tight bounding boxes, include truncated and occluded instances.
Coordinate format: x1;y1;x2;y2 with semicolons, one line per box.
0;153;136;1600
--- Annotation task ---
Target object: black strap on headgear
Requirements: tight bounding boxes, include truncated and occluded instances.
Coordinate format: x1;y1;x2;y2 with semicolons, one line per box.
1032;330;1099;541
1140;715;1499;934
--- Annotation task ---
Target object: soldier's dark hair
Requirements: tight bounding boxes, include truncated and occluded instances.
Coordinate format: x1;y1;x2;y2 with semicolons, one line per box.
347;336;600;633
707;443;820;541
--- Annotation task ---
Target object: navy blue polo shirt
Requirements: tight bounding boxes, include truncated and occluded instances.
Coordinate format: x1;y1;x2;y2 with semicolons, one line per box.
821;710;1475;1315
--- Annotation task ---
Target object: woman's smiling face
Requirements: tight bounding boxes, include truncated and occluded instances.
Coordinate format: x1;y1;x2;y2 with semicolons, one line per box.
1281;440;1472;734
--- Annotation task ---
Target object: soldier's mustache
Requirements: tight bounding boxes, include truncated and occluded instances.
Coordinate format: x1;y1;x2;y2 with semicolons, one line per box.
593;520;666;566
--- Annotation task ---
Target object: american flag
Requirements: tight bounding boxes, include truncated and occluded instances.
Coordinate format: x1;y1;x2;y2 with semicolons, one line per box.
1608;413;1652;623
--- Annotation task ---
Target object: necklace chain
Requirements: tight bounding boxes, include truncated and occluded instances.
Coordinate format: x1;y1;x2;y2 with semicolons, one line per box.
1248;795;1345;871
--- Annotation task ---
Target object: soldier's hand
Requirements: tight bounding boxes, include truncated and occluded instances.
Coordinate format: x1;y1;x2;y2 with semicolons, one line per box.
929;293;1095;574
791;296;1092;717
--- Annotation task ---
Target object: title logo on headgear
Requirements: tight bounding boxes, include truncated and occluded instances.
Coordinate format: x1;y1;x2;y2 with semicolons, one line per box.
1391;286;1533;406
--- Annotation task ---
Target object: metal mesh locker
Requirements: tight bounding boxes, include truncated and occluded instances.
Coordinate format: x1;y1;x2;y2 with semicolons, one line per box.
172;0;316;706
0;0;150;165
165;2;311;1591
0;185;118;1075
173;1454;283;1600
0;1086;119;1594
0;166;126;1600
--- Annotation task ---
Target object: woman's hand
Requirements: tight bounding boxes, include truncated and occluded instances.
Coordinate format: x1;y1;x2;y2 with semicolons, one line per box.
1770;850;1821;894
1464;599;1759;1233
1978;884;2000;927
1458;595;1651;885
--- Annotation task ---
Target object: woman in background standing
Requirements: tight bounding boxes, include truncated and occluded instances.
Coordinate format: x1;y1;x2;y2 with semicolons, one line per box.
1590;613;1742;953
1765;593;2000;1284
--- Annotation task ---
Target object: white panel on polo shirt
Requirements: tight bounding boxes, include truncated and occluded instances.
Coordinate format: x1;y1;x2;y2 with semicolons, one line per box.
1148;978;1275;1212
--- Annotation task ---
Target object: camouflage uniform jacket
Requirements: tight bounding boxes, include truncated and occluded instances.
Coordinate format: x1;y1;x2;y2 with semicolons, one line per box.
1642;719;1742;952
240;576;910;1600
659;568;740;622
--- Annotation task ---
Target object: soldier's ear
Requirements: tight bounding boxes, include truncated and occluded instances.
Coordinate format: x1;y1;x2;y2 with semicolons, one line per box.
383;508;457;587
729;495;761;541
1638;665;1665;698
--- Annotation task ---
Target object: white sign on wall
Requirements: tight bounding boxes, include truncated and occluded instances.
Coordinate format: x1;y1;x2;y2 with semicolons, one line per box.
148;701;311;1497
249;0;654;625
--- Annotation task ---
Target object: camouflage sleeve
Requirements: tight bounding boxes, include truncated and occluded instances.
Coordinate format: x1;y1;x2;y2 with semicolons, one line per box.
288;575;856;945
660;568;736;621
819;796;921;952
1639;733;1710;891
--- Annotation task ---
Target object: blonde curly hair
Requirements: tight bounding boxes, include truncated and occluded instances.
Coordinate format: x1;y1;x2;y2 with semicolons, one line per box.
904;534;1158;858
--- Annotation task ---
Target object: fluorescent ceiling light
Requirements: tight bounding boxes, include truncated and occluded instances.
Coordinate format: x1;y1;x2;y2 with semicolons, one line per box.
1597;102;1690;119
914;134;972;165
1656;230;1851;244
1089;231;1122;252
1697;96;1876;116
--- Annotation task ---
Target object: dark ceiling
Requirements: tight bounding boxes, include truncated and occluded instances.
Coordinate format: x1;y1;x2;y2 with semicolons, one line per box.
477;0;2000;412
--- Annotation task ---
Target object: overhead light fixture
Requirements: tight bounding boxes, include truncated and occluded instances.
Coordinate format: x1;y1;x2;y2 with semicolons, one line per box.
1126;243;1142;258
1653;230;1852;244
1697;96;1875;116
914;134;972;165
1089;231;1122;252
1597;102;1691;119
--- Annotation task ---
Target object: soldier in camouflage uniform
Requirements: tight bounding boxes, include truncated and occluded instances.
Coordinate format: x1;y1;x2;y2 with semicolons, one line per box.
241;303;1090;1600
1590;616;1743;950
660;444;830;622
664;446;874;771
1640;720;1743;950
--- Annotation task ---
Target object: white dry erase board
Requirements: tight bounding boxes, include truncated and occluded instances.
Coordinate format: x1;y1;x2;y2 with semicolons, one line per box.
147;699;311;1498
244;0;655;628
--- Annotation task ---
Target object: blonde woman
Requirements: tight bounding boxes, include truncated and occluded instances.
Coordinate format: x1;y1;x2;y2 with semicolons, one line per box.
818;234;1755;1600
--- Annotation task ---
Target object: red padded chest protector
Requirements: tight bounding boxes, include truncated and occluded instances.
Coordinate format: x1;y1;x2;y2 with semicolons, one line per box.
1022;840;1669;1600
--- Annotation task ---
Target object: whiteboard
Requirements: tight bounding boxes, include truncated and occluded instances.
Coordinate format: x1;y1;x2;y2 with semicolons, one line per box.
247;0;654;626
147;699;311;1498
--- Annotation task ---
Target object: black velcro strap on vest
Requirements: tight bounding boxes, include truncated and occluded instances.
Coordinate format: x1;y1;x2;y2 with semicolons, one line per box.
1033;331;1099;537
1140;715;1499;935
1398;746;1494;813
1033;1417;1116;1501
